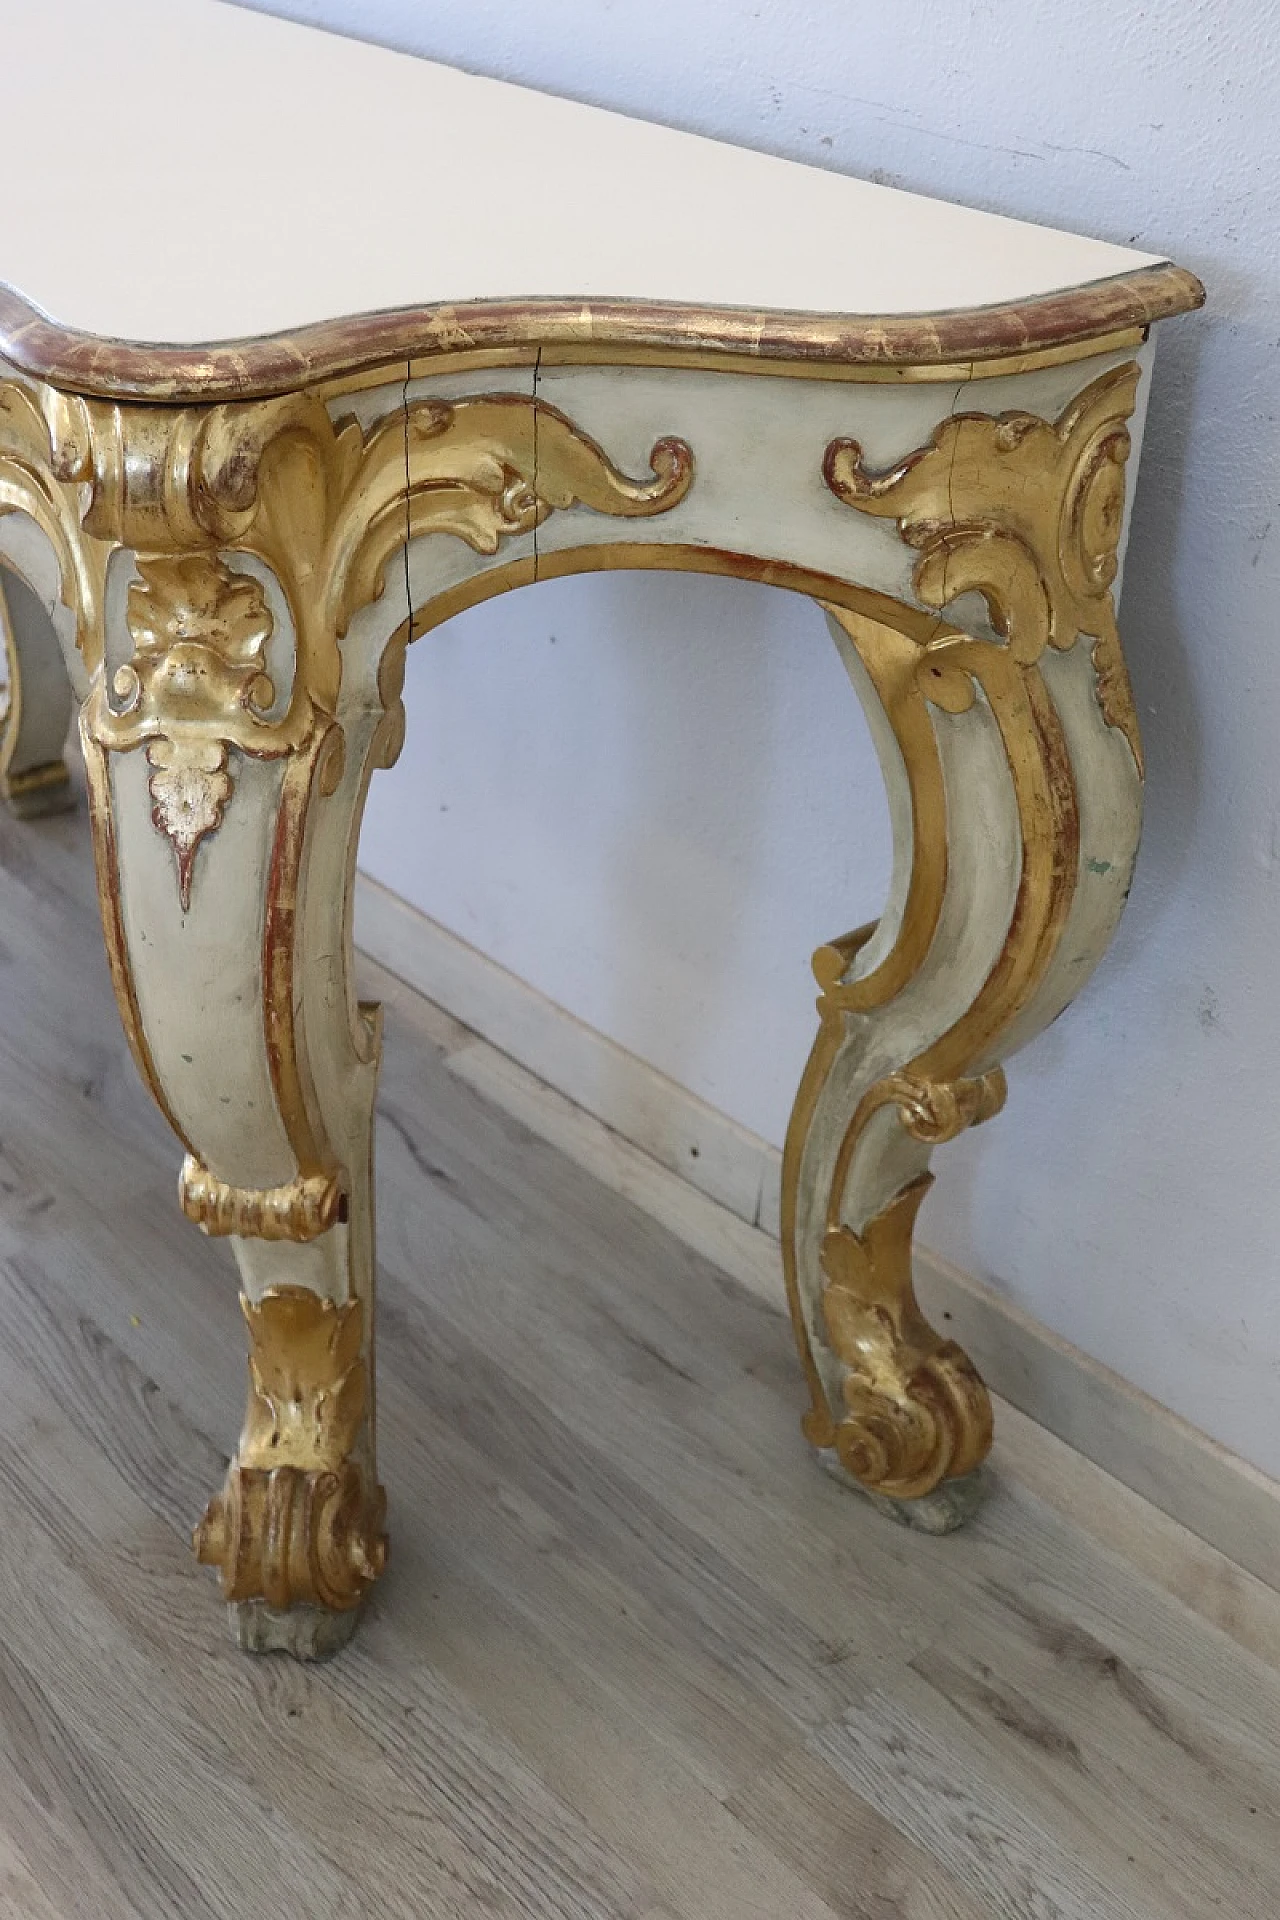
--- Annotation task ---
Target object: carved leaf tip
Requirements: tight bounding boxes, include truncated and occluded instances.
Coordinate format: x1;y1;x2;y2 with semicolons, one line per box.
146;737;232;913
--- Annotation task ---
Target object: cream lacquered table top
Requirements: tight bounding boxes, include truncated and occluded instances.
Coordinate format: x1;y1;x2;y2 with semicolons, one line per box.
0;0;1199;398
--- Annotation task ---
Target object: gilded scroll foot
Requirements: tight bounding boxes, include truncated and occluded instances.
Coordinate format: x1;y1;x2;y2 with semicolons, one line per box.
193;1287;388;1641
0;366;709;1656
787;356;1147;1526
807;1172;994;1501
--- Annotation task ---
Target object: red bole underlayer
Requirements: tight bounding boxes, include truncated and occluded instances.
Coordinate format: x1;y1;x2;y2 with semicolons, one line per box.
0;263;1204;403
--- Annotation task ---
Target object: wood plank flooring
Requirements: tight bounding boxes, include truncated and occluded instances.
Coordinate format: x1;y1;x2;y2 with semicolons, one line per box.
1;782;1278;1918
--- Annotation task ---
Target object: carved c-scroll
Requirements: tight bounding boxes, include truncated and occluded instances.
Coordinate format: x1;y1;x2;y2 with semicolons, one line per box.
3;375;697;1256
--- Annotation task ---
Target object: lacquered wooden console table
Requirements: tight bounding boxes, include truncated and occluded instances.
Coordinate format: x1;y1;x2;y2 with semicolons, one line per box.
0;0;1202;1657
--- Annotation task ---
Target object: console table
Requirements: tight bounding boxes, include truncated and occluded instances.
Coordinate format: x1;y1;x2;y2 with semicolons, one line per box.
0;0;1203;1657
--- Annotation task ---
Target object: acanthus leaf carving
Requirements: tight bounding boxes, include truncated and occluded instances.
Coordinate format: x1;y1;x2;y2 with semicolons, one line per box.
823;360;1144;772
816;1176;993;1497
805;1068;1007;1489
237;1285;367;1470
97;554;277;906
193;1286;387;1612
402;396;693;558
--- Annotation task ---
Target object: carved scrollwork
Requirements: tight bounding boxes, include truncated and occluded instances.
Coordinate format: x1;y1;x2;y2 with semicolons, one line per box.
403;396;694;555
823;361;1144;770
43;387;693;903
805;1067;1007;1492
2;368;698;1350
816;1178;992;1498
193;1286;387;1610
860;1067;1008;1144
194;1458;386;1613
179;1156;347;1242
795;371;1145;1509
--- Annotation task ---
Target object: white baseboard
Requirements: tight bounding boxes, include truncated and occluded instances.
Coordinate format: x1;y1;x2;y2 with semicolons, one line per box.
356;871;1280;1601
355;873;783;1234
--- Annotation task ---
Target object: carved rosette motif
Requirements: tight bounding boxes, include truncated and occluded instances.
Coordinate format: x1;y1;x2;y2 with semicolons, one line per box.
823;360;1144;770
193;1286;387;1611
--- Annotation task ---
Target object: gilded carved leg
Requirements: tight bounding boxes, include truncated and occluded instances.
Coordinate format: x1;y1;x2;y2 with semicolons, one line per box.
0;560;75;817
0;363;694;1654
79;554;398;1657
782;362;1147;1528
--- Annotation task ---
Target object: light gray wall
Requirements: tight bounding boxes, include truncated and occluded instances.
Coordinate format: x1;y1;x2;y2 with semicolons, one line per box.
247;1;1280;1476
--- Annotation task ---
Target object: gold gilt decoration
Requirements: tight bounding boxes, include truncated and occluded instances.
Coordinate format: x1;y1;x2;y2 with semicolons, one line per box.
97;557;276;906
179;1155;347;1242
790;387;1141;1503
35;386;692;903
804;1067;1007;1489
803;375;1142;1497
193;1287;387;1611
818;1177;992;1497
402;396;693;552
857;1067;1008;1145
0;379;107;653
823;361;1144;771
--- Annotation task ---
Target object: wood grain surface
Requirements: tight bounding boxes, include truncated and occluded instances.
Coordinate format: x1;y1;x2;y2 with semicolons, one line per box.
0;778;1275;1919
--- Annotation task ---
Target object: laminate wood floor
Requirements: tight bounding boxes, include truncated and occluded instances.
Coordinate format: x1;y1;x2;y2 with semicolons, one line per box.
1;785;1279;1919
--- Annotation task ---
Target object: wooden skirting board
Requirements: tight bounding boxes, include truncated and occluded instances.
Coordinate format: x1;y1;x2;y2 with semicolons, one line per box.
356;871;1280;1599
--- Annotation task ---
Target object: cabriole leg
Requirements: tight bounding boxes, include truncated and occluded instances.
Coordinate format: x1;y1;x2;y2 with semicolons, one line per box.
4;370;695;1655
30;376;434;1658
783;362;1147;1528
79;545;401;1655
